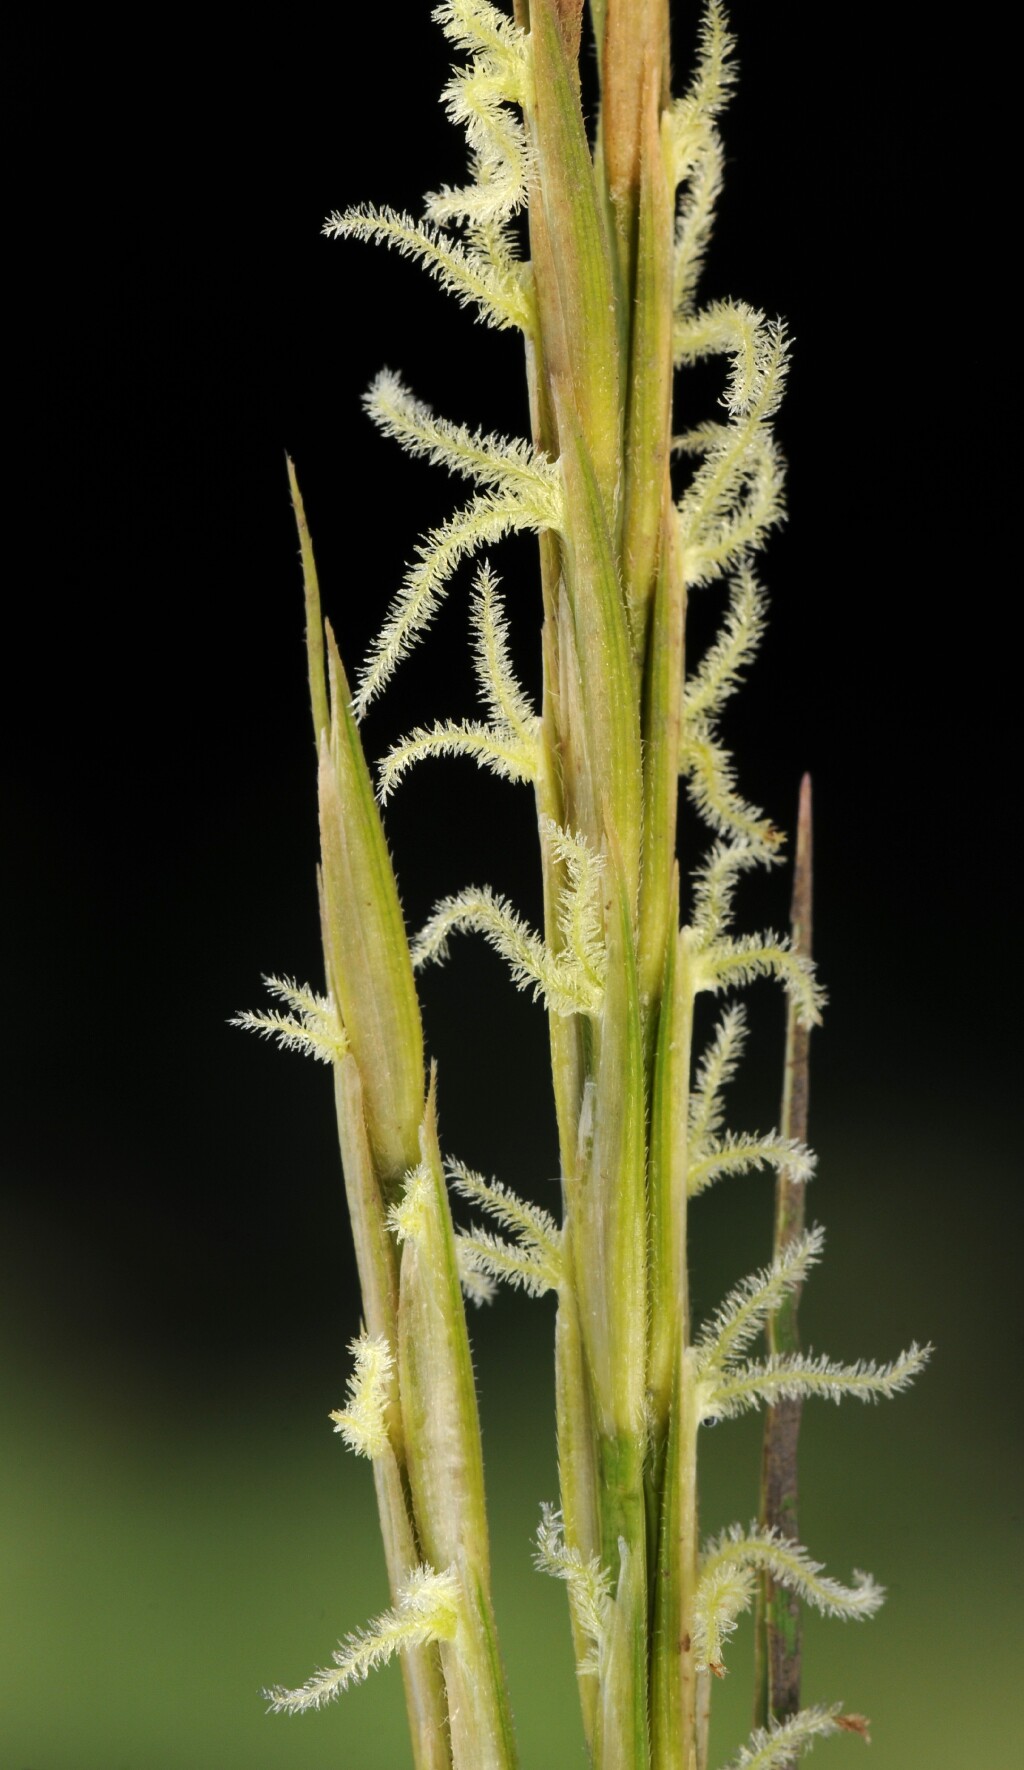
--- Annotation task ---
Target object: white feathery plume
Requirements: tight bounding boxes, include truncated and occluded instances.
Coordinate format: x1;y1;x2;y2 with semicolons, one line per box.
448;1157;562;1297
719;1704;869;1769
377;563;539;801
694;1523;883;1673
263;1565;460;1715
700;1343;932;1423
688;1004;747;1152
411;825;605;1017
534;1503;611;1677
323;205;531;332
695;1228;825;1376
230;975;348;1064
328;1334;395;1460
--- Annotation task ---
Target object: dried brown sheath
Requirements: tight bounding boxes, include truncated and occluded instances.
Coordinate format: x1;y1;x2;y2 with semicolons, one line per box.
754;773;813;1726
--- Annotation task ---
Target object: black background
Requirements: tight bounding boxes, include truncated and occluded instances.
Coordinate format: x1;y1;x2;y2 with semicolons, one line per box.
7;5;1013;1352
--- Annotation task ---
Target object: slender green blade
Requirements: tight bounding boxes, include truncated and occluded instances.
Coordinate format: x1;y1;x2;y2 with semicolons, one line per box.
318;626;425;1188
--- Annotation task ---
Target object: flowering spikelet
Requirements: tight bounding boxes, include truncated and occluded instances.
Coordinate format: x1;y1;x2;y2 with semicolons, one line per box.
411;823;605;1017
669;0;735;315
448;1158;563;1298
687;1131;815;1200
378;562;540;800
263;1565;460;1715
387;1161;433;1246
230;976;347;1064
688;1003;747;1148
702;1342;932;1422
689;842;823;1027
693;1523;883;1674
353;378;561;714
328;1333;395;1460
427;0;532;228
695;1229;826;1376
680;565;780;855
323;205;531;332
534;1504;611;1677
686;989;814;1196
721;1704;867;1770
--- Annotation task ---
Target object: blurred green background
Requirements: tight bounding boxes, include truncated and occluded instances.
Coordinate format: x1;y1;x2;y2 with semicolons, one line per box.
3;1116;1020;1769
4;4;1019;1767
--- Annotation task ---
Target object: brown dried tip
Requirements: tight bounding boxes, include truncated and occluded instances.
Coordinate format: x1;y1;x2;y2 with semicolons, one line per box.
553;0;584;58
836;1713;872;1743
790;772;813;948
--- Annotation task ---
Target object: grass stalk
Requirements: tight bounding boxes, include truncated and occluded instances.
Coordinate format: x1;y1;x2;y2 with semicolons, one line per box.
240;9;928;1767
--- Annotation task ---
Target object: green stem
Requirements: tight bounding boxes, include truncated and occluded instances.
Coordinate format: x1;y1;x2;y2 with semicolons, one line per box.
685;1356;710;1770
398;1078;518;1770
555;1251;603;1749
649;930;698;1770
637;509;686;1044
647;917;693;1460
334;1066;450;1765
597;1431;651;1770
